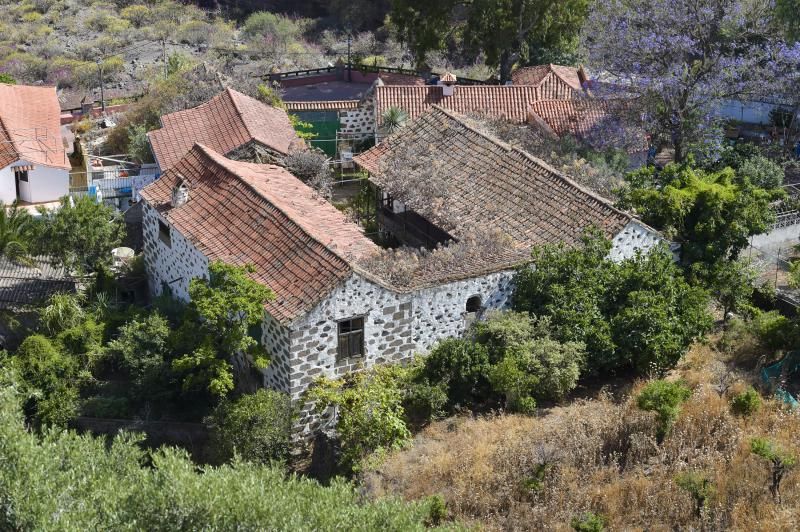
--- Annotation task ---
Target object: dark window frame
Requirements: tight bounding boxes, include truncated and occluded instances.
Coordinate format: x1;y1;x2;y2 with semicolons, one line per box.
17;170;28;182
337;316;365;360
157;219;171;247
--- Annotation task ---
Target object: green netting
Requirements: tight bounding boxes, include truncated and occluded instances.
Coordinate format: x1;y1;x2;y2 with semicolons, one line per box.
761;351;800;408
292;111;340;157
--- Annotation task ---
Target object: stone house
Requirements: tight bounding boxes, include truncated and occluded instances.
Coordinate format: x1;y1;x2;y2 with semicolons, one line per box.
0;83;70;205
140;104;660;434
147;88;304;173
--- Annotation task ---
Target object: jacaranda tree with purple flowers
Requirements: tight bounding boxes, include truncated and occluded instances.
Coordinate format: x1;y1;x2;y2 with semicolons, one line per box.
582;0;800;162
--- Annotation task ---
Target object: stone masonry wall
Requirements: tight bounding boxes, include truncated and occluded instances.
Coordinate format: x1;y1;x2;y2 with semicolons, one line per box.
141;201;209;301
287;270;515;400
339;84;377;137
608;220;664;262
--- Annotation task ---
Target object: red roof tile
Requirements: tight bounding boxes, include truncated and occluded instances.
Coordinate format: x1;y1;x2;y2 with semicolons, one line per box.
355;106;633;251
375;85;540;125
0;84;69;170
528;98;647;151
147;88;301;171
140;144;380;323
511;64;584;91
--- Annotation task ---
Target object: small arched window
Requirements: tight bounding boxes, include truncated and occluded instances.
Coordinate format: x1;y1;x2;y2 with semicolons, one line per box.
466;295;482;314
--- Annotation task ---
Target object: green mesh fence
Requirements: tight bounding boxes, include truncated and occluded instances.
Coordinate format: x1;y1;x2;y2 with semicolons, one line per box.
761;351;800;408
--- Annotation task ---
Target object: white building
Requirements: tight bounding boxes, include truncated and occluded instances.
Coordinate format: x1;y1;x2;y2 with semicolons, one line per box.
0;84;69;204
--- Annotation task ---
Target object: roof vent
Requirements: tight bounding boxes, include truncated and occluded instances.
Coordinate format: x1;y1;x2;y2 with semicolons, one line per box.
171;179;189;208
439;72;457;97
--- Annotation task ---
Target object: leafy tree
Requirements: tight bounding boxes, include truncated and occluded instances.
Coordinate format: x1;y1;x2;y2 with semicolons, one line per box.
172;262;274;398
127;123;155;164
422;338;492;408
776;0;800;41
391;0;589;82
8;335;79;427
697;259;757;323
583;0;796;161
0;200;35;264
636;380;692;441
34;196;124;274
750;437;797;503
205;389;294;465
514;232;711;375
106;313;172;402
619;162;778;267
0;378;442;530
307;365;412;473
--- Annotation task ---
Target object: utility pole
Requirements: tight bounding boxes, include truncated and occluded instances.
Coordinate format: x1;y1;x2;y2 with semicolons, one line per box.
162;39;168;79
347;33;352;82
97;60;105;113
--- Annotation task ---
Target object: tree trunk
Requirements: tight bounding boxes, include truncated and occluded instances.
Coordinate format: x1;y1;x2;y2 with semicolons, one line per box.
499;50;513;84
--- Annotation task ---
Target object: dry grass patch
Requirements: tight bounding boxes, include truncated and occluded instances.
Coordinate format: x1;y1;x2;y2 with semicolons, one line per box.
365;342;800;530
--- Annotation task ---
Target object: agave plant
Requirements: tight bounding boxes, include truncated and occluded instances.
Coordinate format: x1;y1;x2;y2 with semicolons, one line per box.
0;200;35;264
381;106;409;135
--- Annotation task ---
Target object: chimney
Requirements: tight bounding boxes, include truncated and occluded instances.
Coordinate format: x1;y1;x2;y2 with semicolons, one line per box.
439;71;457;97
171;179;189;208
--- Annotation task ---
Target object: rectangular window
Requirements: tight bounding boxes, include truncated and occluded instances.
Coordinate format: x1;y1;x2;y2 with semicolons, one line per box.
17;171;28;182
158;219;171;247
337;317;364;360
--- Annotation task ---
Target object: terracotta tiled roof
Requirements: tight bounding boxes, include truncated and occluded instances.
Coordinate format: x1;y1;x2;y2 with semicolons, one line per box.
528;98;647;151
0;84;69;170
512;64;584;91
140;144;380;323
355;106;633;251
284;100;360;111
147;88;301;171
375;85;540;125
440;72;457;83
0;255;75;309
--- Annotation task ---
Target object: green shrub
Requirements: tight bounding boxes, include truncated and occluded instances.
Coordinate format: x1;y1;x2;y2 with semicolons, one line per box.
205;389;294;465
81;395;130;418
38;292;85;336
571;511;607;531
675;471;715;517
0;379;441;530
12;335;79;427
425;494;448;526
423;338;492;408
730;386;762;416
307;365;412;474
106;313;172;402
636;380;692;441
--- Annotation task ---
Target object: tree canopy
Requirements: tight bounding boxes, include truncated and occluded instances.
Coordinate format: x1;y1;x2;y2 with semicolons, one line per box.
582;0;799;161
391;0;588;81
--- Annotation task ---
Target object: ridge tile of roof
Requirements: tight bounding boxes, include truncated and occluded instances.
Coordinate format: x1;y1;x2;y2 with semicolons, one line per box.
0;84;69;170
284;100;360;111
140;144;380;323
375;85;540;124
147;88;301;171
355;105;633;251
511;64;583;91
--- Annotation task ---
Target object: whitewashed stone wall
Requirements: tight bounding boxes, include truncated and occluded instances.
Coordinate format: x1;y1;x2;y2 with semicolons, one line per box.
286;270;515;402
141;201;209;301
608;221;663;262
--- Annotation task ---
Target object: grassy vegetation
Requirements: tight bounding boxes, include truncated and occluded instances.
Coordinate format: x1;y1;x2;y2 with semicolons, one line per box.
364;338;800;530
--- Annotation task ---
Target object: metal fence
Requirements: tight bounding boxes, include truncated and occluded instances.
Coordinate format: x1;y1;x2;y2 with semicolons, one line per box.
69;167;159;200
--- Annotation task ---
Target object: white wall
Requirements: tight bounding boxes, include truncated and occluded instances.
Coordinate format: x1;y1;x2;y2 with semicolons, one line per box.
608;220;664;262
26;165;69;203
0;165;16;204
141;201;209;301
